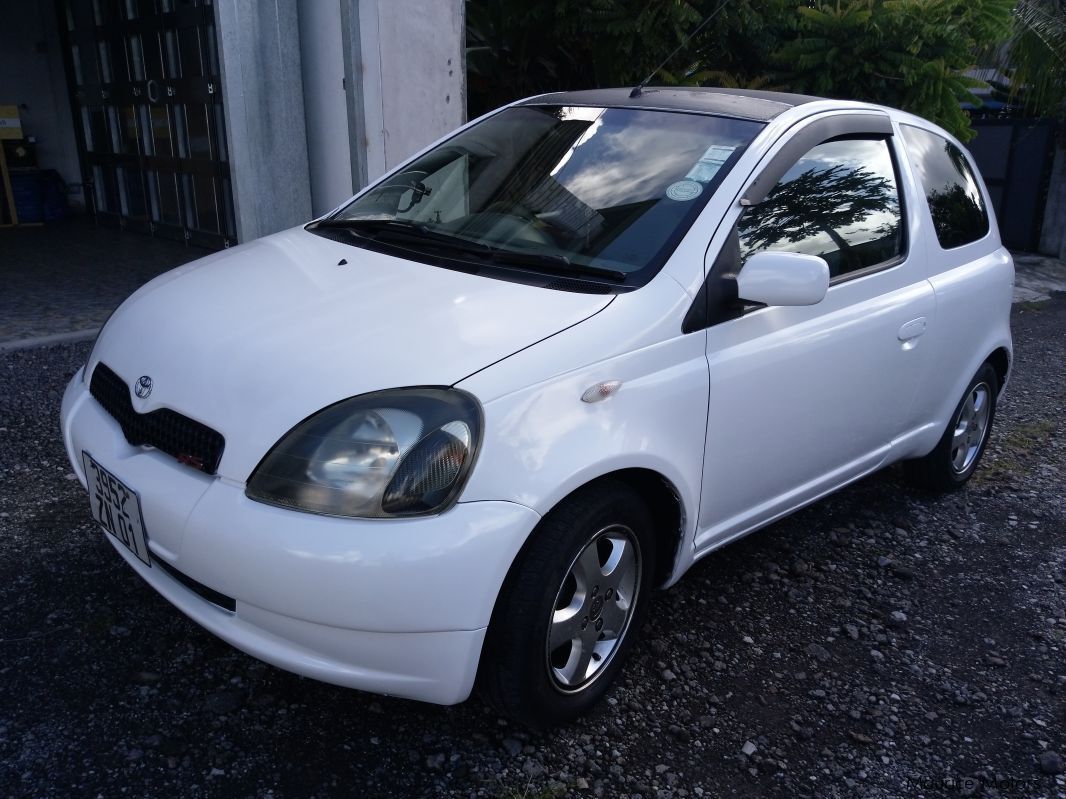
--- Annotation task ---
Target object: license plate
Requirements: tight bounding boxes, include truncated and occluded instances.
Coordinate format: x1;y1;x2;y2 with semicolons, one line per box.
82;452;151;566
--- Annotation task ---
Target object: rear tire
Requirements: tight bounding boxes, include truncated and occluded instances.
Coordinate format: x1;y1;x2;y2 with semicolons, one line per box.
904;363;998;491
479;480;655;729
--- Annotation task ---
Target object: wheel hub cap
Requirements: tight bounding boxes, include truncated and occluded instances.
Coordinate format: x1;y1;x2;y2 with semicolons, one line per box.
950;382;991;474
545;525;641;693
590;595;604;619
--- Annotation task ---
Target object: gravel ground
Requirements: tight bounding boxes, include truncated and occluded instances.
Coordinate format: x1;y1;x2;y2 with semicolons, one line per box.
0;219;202;346
1;297;1063;799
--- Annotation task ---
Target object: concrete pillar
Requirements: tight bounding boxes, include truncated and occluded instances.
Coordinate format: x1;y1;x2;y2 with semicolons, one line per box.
298;1;354;217
215;0;313;241
340;0;465;189
215;0;463;239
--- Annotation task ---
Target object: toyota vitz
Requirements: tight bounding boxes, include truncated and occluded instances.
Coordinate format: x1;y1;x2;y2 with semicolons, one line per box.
61;88;1012;727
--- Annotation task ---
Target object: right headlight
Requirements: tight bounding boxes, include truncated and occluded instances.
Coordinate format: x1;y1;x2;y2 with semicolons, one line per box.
246;388;482;519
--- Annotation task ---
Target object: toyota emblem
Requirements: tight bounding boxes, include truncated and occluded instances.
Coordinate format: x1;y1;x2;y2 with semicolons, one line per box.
134;375;153;399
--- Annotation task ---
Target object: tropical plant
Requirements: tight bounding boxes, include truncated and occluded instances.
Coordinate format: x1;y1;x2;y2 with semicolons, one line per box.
466;2;565;114
552;0;704;86
774;0;1015;140
465;0;1020;138
465;0;706;116
1002;0;1066;119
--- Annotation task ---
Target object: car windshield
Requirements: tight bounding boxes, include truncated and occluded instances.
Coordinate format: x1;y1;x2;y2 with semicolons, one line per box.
323;105;764;285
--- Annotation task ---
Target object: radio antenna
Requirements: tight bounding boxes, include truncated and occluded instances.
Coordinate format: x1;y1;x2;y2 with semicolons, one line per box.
630;0;733;98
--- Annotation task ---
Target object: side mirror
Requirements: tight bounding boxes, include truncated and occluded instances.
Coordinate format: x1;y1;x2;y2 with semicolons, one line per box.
736;251;830;307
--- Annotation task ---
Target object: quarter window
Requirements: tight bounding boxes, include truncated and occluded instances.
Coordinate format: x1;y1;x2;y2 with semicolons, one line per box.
900;125;989;249
737;138;904;279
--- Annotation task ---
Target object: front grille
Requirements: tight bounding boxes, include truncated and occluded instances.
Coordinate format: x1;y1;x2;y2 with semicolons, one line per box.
89;363;225;475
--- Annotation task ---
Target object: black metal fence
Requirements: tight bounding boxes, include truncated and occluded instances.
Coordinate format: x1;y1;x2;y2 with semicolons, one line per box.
967;118;1058;253
57;0;236;250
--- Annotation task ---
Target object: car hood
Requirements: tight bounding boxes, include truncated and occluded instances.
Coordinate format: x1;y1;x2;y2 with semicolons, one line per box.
88;226;613;480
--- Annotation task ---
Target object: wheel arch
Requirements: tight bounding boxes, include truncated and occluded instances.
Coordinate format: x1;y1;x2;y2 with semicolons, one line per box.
909;337;1012;461
491;468;688;614
605;468;687;587
987;346;1011;394
477;470;678;724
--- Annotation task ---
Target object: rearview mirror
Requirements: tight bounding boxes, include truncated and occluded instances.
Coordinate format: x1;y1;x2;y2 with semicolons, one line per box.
736;251;830;307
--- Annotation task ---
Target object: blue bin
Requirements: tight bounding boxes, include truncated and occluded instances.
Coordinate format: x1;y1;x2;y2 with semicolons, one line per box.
10;170;69;223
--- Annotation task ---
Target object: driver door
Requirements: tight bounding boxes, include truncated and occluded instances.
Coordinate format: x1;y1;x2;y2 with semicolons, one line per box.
695;116;935;550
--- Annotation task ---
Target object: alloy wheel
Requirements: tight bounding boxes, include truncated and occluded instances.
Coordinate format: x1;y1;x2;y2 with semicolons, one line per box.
545;525;642;692
950;381;991;474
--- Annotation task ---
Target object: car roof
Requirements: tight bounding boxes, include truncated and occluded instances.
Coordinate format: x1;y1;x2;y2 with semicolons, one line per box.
517;87;825;122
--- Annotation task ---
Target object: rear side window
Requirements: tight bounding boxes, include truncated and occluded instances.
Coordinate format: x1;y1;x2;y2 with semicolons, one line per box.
736;137;904;279
900;125;989;249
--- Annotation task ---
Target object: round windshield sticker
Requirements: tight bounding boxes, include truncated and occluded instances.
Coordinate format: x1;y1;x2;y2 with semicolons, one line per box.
666;180;703;202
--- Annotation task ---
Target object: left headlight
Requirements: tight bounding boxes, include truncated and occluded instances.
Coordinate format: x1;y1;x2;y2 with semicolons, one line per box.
246;388;483;519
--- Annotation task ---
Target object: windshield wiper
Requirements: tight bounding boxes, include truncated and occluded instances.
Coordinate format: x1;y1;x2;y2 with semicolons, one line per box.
486;250;626;282
314;218;497;256
315;217;626;283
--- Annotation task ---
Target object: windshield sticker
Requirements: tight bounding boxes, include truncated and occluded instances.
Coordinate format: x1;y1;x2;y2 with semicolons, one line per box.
666;180;704;202
686;144;737;183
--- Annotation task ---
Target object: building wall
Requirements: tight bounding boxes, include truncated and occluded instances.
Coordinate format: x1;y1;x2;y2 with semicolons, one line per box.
215;0;314;242
298;0;354;217
347;0;466;186
0;2;83;206
217;0;464;240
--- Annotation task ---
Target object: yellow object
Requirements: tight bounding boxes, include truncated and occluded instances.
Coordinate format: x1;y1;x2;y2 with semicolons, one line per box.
0;105;23;140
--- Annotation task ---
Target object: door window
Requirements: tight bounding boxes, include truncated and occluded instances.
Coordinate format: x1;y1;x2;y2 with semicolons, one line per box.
737;137;904;279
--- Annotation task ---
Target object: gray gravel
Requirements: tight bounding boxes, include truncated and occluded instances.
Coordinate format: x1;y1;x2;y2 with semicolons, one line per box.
0;218;202;347
1;297;1064;798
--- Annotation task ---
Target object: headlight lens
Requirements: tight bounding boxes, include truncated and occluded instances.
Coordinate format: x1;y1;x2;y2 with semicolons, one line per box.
245;388;482;518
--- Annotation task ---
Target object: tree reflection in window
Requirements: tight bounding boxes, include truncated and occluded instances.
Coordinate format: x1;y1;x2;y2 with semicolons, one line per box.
901;125;988;250
926;184;988;249
737;138;903;278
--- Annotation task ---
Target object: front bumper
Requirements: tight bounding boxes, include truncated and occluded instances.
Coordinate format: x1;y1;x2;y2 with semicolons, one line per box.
61;371;539;704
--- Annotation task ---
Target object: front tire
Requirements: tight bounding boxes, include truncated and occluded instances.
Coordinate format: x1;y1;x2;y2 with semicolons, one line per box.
479;480;655;728
904;362;999;491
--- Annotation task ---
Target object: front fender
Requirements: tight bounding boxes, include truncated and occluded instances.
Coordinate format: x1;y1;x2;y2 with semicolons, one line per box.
457;284;708;581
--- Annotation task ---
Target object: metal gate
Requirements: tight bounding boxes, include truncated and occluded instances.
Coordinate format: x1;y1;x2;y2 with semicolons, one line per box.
968;118;1057;253
58;0;235;249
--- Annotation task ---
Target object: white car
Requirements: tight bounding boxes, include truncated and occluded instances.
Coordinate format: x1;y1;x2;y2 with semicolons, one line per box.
61;88;1013;727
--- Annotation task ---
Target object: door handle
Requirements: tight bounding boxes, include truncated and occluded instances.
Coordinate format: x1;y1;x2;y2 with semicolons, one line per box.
898;317;927;342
